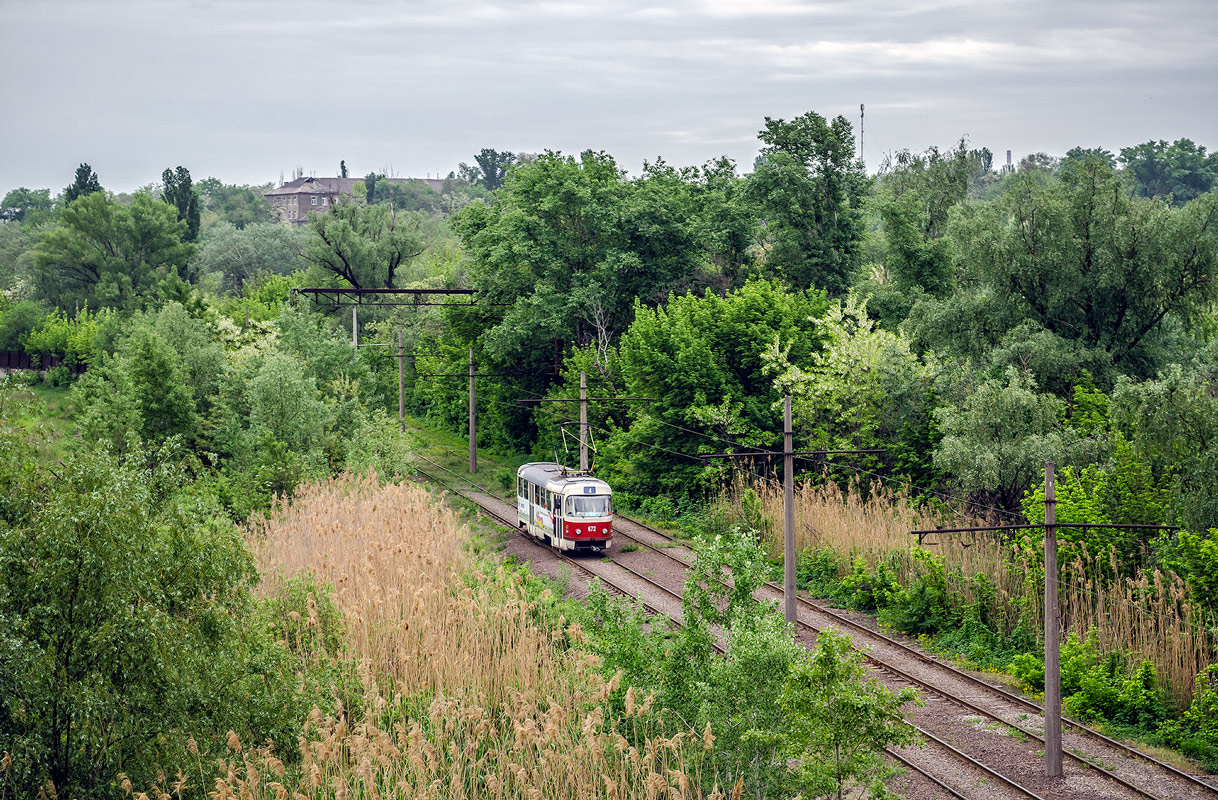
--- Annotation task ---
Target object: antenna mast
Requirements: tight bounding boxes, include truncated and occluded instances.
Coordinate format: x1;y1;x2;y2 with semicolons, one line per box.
859;103;865;166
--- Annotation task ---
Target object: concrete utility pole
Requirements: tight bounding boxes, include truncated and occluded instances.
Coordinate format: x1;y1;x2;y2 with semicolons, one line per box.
520;382;654;471
784;396;796;624
579;372;589;471
701;414;884;627
1044;462;1062;777
397;330;405;433
469;346;476;473
908;463;1179;781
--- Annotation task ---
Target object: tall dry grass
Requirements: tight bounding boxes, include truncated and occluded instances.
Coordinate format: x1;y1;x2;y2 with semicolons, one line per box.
719;474;1215;708
156;472;719;800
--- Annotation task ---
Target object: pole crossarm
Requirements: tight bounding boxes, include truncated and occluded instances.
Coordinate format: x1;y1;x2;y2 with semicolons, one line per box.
906;459;1181;783
700;448;885;459
518;397;654;404
291;287;507;307
417;373;533;378
909;522;1179;546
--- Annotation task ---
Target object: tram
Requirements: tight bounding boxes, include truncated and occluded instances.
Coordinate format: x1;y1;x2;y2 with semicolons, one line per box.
516;462;613;552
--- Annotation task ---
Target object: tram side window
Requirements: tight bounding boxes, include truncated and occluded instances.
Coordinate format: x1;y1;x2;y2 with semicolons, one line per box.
518;477;526;498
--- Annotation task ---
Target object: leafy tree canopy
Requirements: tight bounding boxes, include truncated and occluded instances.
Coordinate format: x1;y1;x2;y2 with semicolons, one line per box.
161;165;201;242
747;110;868;294
194;221;305;293
1120;138;1218;205
196;177;272;230
31;192;195;311
0;187;54;224
62;163;102;205
948;155;1218;377
304;198;425;289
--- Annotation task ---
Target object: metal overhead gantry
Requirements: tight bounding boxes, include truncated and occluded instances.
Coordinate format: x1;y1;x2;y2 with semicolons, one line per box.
292;287;481;307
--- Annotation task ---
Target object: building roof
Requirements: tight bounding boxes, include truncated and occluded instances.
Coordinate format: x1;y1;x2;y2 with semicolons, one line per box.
265;176;448;197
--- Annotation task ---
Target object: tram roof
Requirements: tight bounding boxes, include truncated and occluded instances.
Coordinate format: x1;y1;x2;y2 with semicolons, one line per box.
517;462;611;492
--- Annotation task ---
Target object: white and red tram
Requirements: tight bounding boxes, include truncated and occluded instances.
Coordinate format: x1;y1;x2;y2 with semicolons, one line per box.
516;462;613;552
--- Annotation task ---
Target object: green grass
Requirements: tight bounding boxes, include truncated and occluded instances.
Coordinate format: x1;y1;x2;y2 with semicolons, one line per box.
10;382;76;464
401;414;529;500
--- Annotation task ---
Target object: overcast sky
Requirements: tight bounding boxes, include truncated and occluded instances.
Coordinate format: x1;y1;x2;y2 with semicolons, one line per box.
2;0;1215;196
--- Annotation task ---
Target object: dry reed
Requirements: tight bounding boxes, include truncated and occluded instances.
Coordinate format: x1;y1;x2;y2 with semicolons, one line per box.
141;472;719;799
719;473;1215;708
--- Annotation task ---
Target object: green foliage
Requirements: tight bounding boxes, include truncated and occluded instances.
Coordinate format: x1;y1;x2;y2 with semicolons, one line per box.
161;166;201;242
839;557;902;613
698;610;806;791
766;293;935;483
681;527;772;630
747;110;867;294
880;548;956;635
1176;666;1218;768
32;192;195;311
196;177;272;230
343;409;416;480
0;301;47;353
62;163;102;205
22;305;110;370
73;316;210;453
0;445;309;795
0;187;54;224
949;157;1218;374
933;368;1084;510
1112;366;1218;531
304;197;426;289
1120;138;1218;205
606;279;825;496
193;221;305;293
780;628;920;799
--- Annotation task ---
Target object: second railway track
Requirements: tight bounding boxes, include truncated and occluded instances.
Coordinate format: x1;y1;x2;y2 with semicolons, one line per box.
406;454;1216;800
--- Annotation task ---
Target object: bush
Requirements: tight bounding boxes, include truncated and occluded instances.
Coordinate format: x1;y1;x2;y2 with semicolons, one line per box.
880;548;957;635
0;445;310;796
0;301;46;352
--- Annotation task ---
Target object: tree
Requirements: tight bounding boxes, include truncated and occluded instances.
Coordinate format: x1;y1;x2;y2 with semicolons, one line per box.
161;165;201;242
604;279;826;496
62;163;102;205
746;110;867;294
781;628;920;799
949;156;1218;375
194;221;305;292
304;198;425;288
933;368;1085;510
473;148;515;191
1120;138;1218;205
0;445;306;794
195;178;272;229
340;159;348;178
0;187;53;223
765;293;937;486
364;172;378;205
32;193;195;310
1018;151;1060;172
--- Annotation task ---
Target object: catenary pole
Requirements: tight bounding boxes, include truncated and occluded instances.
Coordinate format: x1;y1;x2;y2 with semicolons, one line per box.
351;305;358;347
1044;461;1062;777
469;346;476;473
784;395;796;624
397;330;405;433
580;372;588;471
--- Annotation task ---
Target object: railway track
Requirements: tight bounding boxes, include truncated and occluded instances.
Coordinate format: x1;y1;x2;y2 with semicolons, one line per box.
613;515;1218;800
403;454;1215;799
406;459;1040;799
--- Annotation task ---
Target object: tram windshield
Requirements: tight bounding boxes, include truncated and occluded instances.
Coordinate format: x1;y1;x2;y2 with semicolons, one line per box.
566;495;611;517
